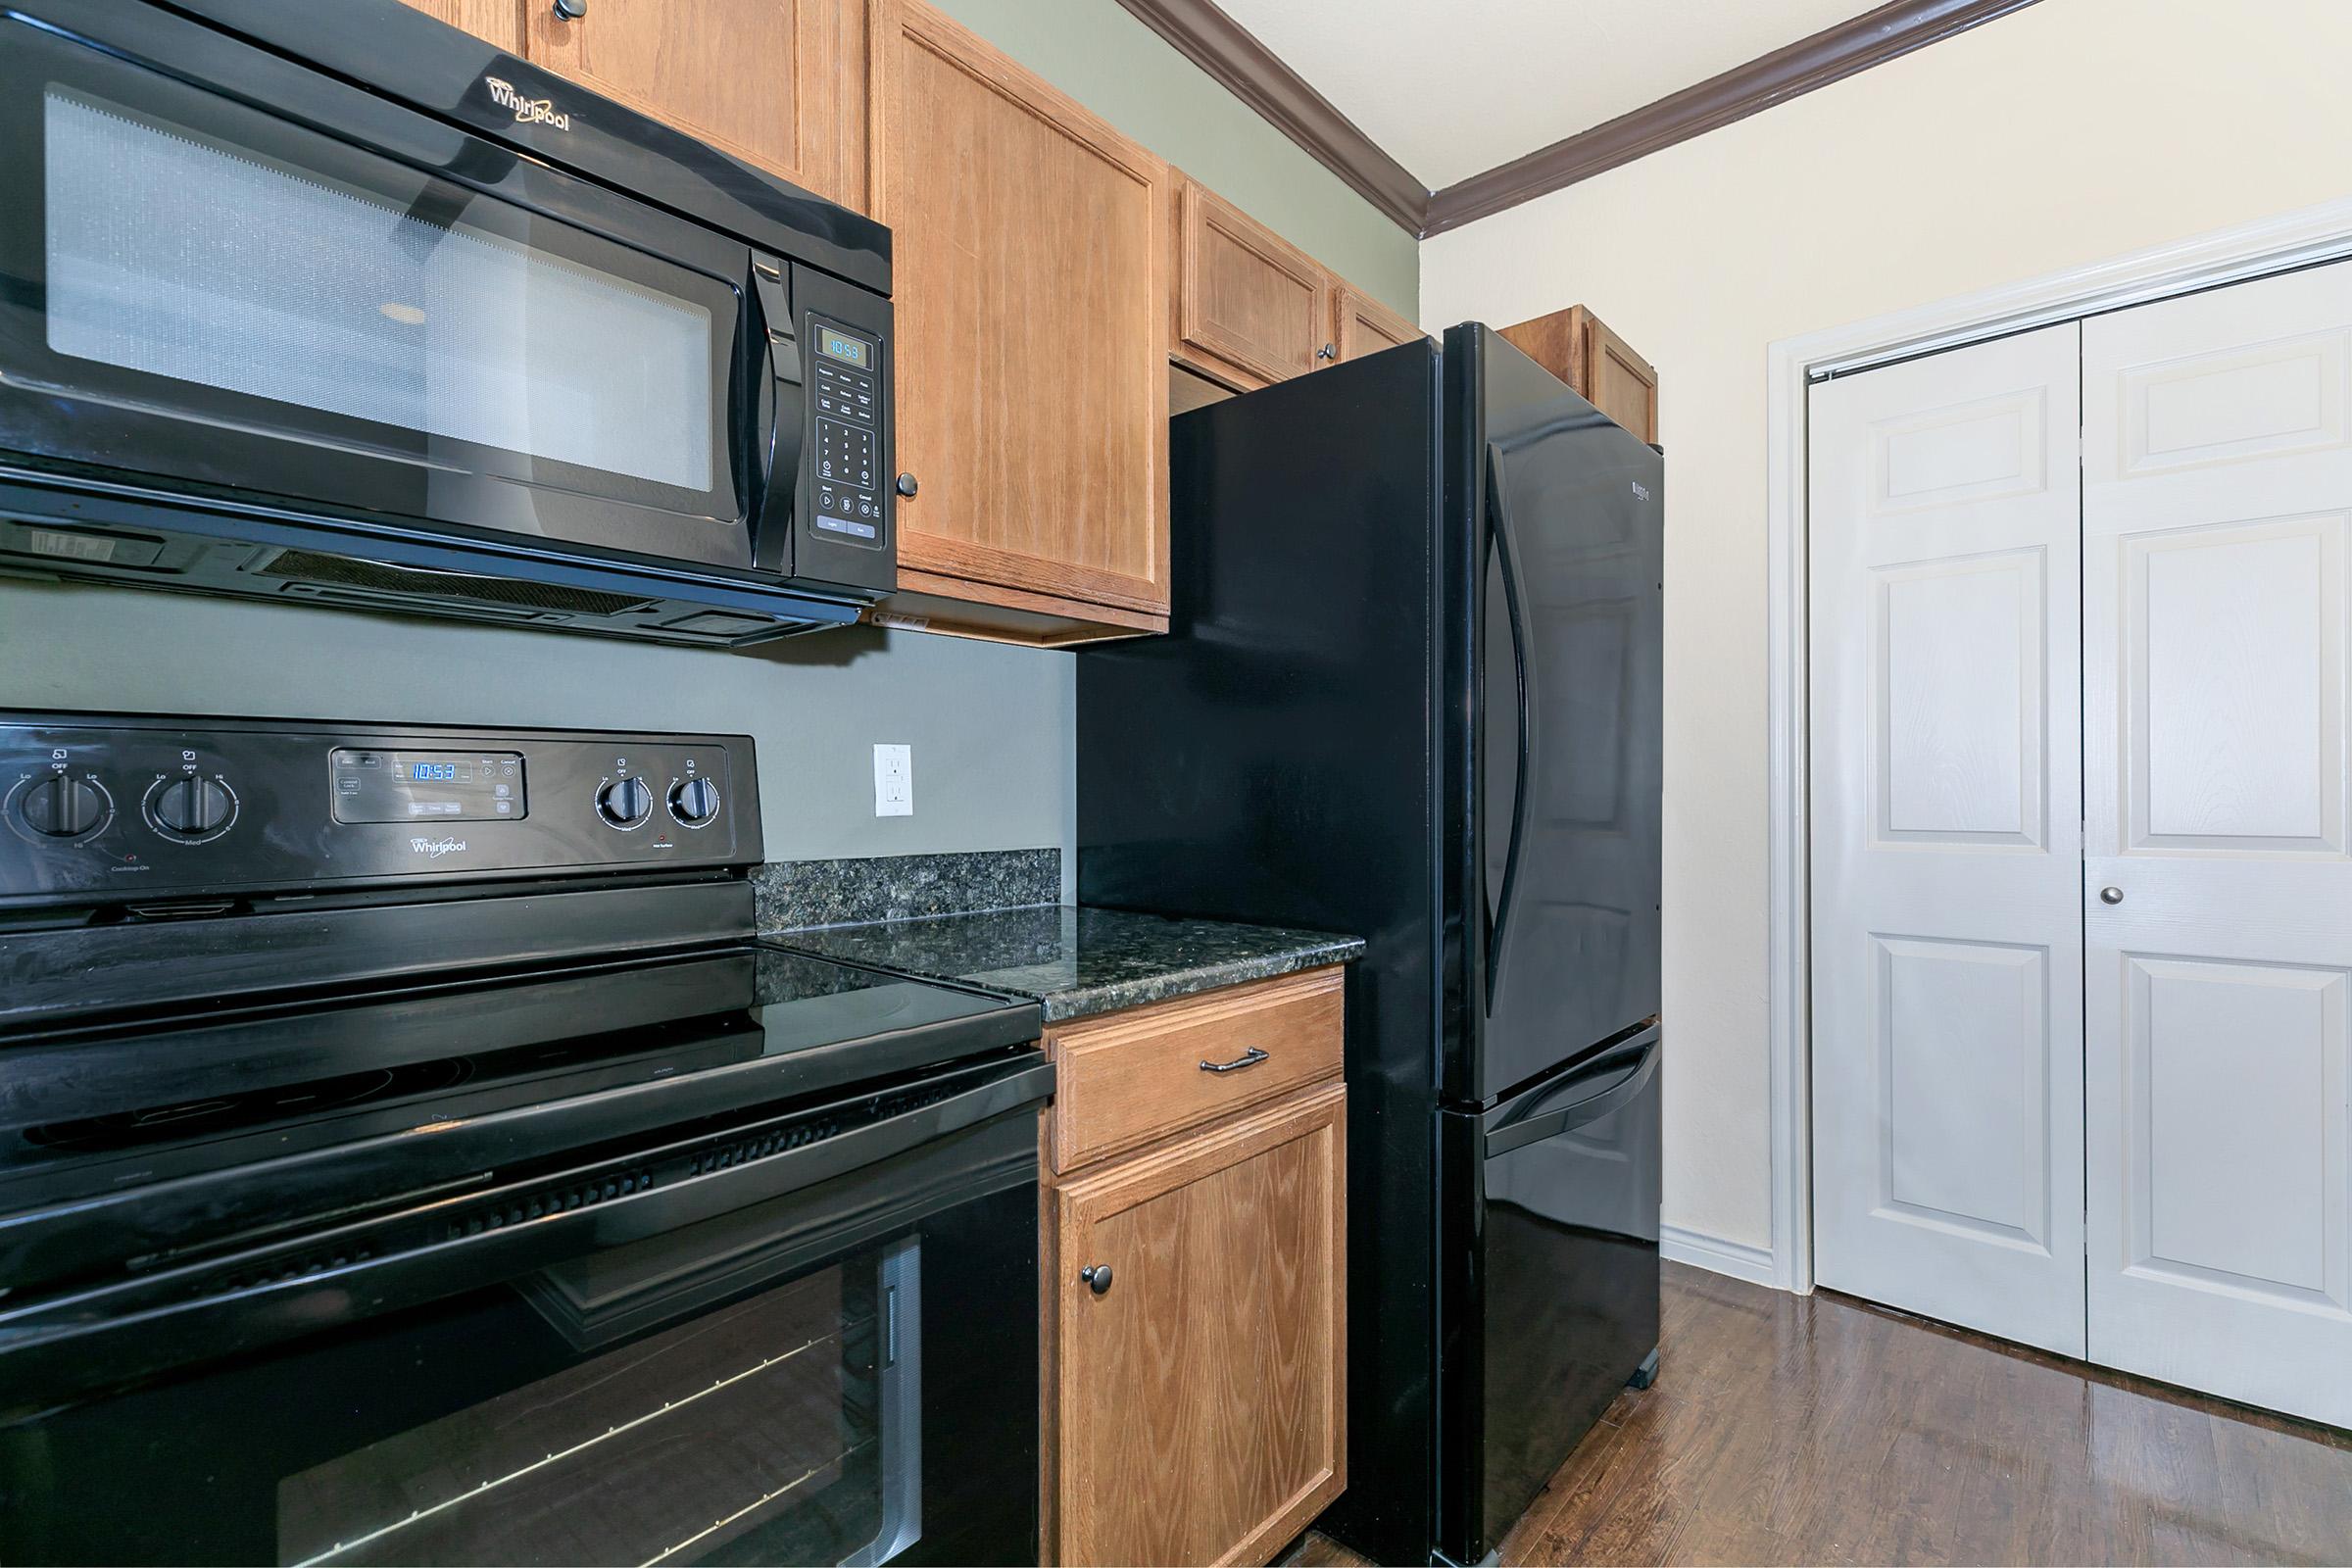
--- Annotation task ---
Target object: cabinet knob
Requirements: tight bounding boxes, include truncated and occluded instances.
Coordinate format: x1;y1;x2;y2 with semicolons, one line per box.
553;0;586;18
1316;343;1337;362
1080;1263;1113;1296
2099;886;2125;905
895;471;918;498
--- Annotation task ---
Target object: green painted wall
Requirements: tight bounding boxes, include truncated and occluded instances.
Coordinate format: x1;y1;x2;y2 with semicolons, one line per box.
0;2;1415;881
927;0;1418;316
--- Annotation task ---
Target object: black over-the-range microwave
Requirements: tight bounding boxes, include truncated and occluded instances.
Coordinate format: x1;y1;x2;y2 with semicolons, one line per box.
0;0;896;645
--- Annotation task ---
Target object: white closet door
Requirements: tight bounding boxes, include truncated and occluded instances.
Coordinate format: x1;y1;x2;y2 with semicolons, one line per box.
1809;323;2086;1354
2083;262;2352;1429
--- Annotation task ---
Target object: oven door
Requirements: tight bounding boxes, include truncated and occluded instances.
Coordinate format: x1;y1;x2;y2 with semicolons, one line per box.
0;1054;1050;1567
0;1;772;574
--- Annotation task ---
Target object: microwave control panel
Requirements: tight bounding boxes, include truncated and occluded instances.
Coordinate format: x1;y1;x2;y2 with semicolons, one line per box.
808;318;884;547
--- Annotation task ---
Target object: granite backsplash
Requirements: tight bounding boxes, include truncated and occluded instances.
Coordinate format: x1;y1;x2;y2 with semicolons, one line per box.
752;847;1059;931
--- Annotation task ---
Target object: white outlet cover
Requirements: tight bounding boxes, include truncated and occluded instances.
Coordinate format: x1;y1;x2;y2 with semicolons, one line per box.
873;743;912;817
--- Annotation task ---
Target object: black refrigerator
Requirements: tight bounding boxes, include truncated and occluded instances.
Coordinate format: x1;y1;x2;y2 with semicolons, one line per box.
1077;324;1663;1566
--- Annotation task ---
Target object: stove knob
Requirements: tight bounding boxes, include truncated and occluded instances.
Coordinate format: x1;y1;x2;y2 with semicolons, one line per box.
19;774;109;839
596;775;654;828
668;776;720;826
149;776;235;841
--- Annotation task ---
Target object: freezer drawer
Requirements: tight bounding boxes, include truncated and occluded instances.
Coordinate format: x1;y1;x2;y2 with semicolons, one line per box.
1436;1023;1662;1563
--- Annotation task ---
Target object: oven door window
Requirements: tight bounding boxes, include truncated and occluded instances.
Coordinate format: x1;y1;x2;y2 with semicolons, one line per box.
278;1239;922;1568
0;16;753;568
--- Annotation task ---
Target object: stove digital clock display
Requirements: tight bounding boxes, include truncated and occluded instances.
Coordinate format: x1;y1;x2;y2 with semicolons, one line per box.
331;749;526;824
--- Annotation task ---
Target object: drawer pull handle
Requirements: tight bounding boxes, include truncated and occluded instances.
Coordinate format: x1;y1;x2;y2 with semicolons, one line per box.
1199;1047;1270;1074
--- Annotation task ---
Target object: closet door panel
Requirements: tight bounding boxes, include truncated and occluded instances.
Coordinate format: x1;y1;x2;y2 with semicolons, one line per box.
1808;323;2087;1355
2083;260;2352;1431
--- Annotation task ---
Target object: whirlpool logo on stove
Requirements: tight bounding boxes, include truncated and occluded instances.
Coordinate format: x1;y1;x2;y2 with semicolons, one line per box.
410;836;468;858
483;76;571;130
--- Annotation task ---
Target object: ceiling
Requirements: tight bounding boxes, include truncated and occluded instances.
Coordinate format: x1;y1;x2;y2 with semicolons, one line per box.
1210;0;1885;191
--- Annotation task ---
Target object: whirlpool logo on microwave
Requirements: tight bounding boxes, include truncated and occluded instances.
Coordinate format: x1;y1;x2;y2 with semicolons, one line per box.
410;836;468;858
483;77;571;131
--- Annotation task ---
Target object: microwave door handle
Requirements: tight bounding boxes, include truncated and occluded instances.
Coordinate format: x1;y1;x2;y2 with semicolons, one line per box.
750;268;804;573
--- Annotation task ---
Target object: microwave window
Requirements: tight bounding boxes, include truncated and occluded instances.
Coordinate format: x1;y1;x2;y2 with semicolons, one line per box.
41;90;714;492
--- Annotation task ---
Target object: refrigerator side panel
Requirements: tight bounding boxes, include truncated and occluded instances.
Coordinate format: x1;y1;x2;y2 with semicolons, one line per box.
1453;324;1664;1105
1076;340;1444;1567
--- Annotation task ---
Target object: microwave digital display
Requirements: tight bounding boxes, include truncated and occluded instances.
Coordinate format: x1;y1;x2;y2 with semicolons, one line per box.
815;326;870;368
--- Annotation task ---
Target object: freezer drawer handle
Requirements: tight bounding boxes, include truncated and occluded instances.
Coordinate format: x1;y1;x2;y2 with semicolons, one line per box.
1199;1047;1270;1074
1484;1026;1661;1158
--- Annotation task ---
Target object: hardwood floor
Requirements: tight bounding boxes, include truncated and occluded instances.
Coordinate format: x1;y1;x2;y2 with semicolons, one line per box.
1295;1260;2352;1566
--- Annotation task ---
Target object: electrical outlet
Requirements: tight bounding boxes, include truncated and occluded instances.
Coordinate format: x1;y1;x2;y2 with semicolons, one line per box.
873;743;912;817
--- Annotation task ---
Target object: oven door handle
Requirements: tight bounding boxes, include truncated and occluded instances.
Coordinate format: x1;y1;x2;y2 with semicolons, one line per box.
0;1054;1054;1412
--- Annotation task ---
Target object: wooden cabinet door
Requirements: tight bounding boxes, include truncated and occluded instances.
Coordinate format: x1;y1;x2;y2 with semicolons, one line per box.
1172;179;1332;390
1496;303;1660;442
1330;281;1421;364
1053;1084;1347;1567
877;0;1170;624
1580;307;1659;442
395;0;522;51
524;0;877;210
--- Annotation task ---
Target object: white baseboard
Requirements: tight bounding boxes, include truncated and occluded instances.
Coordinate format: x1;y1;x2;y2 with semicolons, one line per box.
1659;1223;1778;1289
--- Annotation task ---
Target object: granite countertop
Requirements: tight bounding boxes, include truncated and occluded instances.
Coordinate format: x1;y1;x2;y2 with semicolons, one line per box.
763;905;1363;1022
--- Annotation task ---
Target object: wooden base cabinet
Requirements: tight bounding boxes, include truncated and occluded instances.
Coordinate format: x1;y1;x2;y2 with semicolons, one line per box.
1038;967;1348;1567
1048;1083;1346;1567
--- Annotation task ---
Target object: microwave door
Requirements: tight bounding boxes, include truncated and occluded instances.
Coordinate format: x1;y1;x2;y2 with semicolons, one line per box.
0;5;760;573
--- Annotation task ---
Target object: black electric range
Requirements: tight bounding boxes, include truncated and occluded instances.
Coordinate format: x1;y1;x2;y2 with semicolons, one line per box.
0;712;1050;1567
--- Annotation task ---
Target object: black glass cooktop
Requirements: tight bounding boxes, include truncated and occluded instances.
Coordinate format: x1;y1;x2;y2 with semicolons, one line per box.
0;943;1039;1296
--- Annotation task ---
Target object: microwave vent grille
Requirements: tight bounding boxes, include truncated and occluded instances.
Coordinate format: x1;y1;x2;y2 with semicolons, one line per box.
253;549;659;616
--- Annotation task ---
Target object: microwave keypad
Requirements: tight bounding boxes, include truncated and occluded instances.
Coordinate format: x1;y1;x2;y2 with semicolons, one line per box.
809;332;883;543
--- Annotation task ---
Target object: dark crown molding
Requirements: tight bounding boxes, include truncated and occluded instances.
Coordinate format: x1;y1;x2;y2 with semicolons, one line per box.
1421;0;2043;236
1116;0;2040;241
1112;0;1429;232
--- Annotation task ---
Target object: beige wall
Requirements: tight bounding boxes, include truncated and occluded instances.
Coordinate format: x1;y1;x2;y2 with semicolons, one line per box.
1418;0;2352;1251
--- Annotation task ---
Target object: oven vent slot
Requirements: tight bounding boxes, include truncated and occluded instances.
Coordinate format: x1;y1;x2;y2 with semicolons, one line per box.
441;1168;658;1244
252;549;660;615
685;1115;841;1176
205;1243;377;1298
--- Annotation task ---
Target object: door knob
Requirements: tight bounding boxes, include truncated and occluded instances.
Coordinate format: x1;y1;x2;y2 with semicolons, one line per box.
2099;886;2124;905
1080;1264;1113;1296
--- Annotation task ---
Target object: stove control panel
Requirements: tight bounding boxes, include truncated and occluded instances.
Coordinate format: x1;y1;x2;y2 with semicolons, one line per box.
0;714;760;906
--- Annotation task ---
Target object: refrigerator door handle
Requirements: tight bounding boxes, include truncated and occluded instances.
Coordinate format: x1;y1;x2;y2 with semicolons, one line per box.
1483;1024;1661;1158
1482;443;1532;1013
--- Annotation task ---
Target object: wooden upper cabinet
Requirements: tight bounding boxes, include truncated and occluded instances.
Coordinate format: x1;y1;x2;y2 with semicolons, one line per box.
875;0;1170;636
524;0;877;211
394;0;523;52
1053;1083;1347;1567
1497;303;1660;443
1330;281;1422;365
1171;177;1332;391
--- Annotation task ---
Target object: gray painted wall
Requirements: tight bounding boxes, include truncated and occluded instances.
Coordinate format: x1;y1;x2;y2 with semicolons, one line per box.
0;2;1416;886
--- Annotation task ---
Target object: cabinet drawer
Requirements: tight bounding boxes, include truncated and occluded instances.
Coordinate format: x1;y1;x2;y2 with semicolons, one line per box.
1045;966;1343;1173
